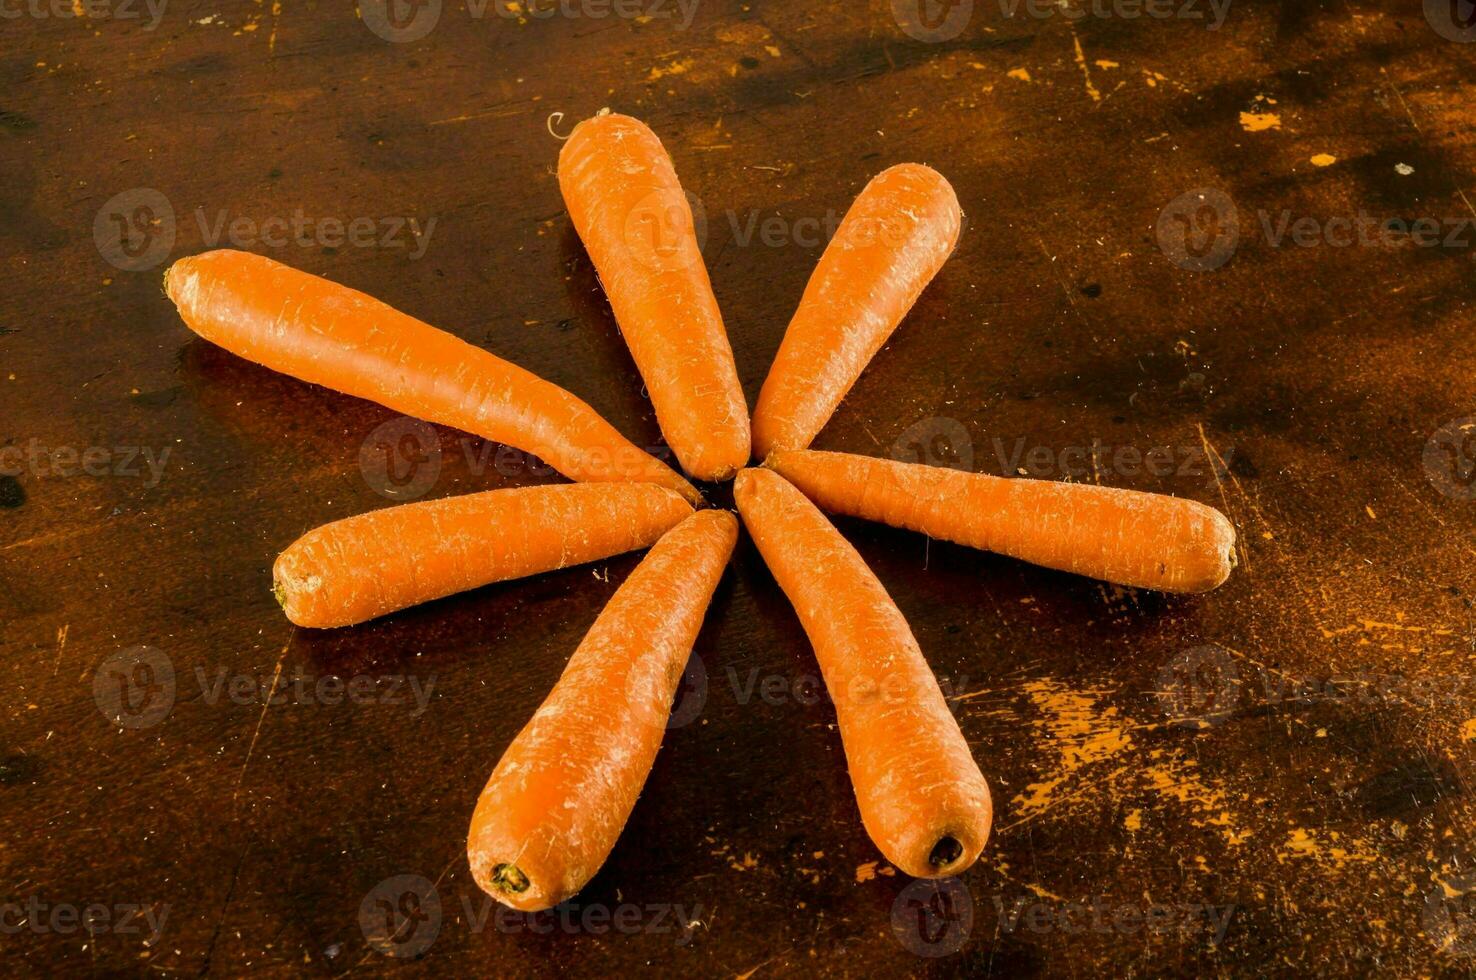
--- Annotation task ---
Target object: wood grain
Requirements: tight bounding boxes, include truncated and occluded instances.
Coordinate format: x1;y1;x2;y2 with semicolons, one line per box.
3;0;1475;975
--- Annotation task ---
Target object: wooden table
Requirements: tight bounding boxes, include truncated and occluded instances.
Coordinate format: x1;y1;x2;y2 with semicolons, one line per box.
5;1;1476;975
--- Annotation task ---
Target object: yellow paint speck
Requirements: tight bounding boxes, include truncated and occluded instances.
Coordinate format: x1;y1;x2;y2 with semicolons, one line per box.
1311;153;1337;167
1124;809;1143;831
1240;111;1282;132
1365;505;1377;519
1461;719;1476;741
1095;59;1120;69
1007;68;1032;82
646;58;694;82
764;45;781;58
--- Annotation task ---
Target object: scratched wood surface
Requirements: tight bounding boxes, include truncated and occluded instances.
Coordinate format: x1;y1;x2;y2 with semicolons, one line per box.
4;0;1476;975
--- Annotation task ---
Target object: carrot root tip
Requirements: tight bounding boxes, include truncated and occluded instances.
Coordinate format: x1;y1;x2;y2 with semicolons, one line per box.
491;863;530;894
928;835;965;871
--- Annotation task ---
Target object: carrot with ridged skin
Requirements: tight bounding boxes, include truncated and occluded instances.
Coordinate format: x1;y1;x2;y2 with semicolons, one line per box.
273;483;694;629
559;112;750;481
468;510;737;911
165;250;699;504
733;468;990;878
767;450;1237;593
752;165;962;459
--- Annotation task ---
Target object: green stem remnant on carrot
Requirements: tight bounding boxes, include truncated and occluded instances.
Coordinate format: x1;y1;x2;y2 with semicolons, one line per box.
468;510;738;911
767;449;1238;593
559;113;751;481
733;468;991;878
274;483;694;628
165;249;700;504
751;164;962;459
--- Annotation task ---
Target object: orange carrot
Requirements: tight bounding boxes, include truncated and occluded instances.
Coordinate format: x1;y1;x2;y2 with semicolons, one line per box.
767;450;1237;593
751;165;962;459
468;509;737;911
165;250;699;503
274;483;693;628
559;112;750;481
733;468;990;878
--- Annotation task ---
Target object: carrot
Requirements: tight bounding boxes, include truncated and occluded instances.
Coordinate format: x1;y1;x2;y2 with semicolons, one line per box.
559;112;750;481
732;468;990;878
273;483;694;628
164;249;700;504
751;164;962;459
767;449;1238;593
468;509;737;911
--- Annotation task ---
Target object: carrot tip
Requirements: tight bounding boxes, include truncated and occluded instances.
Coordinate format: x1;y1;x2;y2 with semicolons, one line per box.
928;835;965;871
491;863;530;895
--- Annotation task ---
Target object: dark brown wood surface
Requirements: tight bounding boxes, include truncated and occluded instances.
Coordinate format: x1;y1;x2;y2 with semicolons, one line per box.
4;0;1476;975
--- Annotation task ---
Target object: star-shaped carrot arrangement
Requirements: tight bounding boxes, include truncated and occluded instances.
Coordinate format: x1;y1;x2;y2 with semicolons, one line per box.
165;110;1236;915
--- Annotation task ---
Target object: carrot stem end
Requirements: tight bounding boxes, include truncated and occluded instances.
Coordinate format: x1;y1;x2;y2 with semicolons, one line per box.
491;863;530;895
928;835;964;871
